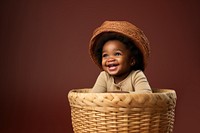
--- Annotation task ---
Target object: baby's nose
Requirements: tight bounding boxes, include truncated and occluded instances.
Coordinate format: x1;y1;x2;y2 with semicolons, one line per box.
107;57;115;62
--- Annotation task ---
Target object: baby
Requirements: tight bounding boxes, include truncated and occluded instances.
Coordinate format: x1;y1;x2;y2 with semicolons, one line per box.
89;21;152;93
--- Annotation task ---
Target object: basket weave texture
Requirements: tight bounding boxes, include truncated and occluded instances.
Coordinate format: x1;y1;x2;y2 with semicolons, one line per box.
68;89;177;133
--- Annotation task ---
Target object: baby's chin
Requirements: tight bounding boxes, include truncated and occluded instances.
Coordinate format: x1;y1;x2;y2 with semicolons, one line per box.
105;70;120;76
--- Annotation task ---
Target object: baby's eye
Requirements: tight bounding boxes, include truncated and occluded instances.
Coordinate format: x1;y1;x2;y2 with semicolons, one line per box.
115;52;122;56
102;53;108;58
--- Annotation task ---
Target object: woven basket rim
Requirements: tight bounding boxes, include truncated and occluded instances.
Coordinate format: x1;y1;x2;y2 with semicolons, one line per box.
68;88;176;95
68;88;177;109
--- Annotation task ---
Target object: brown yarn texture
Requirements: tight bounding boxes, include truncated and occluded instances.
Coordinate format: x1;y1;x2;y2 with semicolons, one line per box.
89;21;150;70
68;88;177;133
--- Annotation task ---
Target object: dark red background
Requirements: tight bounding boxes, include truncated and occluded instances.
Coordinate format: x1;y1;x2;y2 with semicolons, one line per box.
1;0;200;133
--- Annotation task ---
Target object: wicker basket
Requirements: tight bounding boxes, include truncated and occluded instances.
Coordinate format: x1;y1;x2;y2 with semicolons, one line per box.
68;89;177;133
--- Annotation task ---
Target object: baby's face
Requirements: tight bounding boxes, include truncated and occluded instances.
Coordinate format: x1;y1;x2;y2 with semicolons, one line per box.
102;40;134;78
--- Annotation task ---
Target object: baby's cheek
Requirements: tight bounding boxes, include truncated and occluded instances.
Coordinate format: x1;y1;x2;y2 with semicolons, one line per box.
102;60;106;66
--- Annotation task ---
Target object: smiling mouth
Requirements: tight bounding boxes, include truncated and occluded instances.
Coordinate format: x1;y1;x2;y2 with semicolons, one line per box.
107;64;118;71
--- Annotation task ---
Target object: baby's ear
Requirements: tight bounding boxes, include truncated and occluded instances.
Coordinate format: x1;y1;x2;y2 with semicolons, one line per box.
130;57;135;66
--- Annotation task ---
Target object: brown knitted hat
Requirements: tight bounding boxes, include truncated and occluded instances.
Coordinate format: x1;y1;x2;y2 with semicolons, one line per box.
89;20;150;70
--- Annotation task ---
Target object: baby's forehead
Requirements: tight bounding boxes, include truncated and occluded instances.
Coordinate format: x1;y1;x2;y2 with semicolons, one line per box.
102;40;128;50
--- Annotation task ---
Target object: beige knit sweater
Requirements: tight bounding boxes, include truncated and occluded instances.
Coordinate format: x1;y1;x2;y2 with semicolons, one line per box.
92;70;152;93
